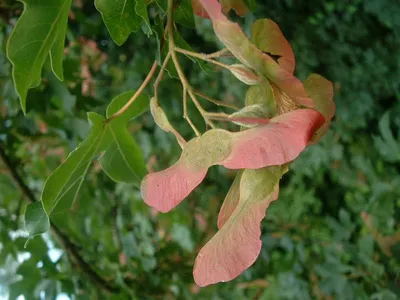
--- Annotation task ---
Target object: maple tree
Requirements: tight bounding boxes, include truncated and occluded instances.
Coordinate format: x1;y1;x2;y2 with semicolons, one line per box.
6;0;335;288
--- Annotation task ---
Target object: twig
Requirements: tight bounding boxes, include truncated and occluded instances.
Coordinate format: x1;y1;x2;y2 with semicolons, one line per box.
205;112;231;119
167;0;215;130
0;145;119;294
175;47;232;70
193;89;239;110
107;61;158;122
183;88;201;136
153;52;172;101
202;48;230;59
204;112;232;122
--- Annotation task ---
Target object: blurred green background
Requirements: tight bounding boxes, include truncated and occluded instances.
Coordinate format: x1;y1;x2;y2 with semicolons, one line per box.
1;0;400;299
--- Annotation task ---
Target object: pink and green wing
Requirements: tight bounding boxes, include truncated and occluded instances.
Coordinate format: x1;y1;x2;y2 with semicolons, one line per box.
251;19;295;74
141;160;208;213
303;74;335;142
194;167;281;286
217;171;242;229
222;109;325;169
198;0;313;107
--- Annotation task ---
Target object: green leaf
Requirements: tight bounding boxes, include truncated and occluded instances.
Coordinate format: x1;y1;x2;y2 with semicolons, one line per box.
26;91;148;236
171;224;195;252
373;112;400;162
99;122;147;184
106;90;150;122
156;0;195;28
100;91;150;183
135;0;152;35
41;112;110;216
95;0;141;46
24;202;50;244
6;0;72;112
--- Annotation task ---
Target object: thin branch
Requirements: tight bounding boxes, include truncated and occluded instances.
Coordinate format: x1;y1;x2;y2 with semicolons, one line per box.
107;61;158;122
202;48;230;59
167;0;215;130
153;52;172;101
193;89;239;110
175;47;232;71
151;52;187;147
205;112;231;119
183;88;201;136
204;112;232;122
0;145;119;294
187;88;216;128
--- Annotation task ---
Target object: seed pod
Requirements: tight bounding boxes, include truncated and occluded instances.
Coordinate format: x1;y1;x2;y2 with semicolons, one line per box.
150;97;173;132
229;64;261;85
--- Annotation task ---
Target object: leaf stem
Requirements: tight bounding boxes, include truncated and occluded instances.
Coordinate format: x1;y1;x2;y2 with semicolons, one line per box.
107;61;158;122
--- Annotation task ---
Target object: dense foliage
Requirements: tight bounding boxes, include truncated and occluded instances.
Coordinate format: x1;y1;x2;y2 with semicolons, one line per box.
0;0;399;299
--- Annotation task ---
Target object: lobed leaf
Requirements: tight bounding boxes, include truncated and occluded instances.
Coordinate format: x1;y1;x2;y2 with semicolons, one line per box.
99;122;147;184
41;113;110;216
157;0;195;28
95;0;141;46
198;0;313;107
135;0;152;35
106;90;150;122
7;0;72;112
100;91;150;183
35;91;149;235
193;167;281;286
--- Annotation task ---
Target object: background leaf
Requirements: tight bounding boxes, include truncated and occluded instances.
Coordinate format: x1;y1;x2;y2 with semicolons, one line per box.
41;112;110;216
24;202;50;242
95;0;141;46
6;0;72;112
